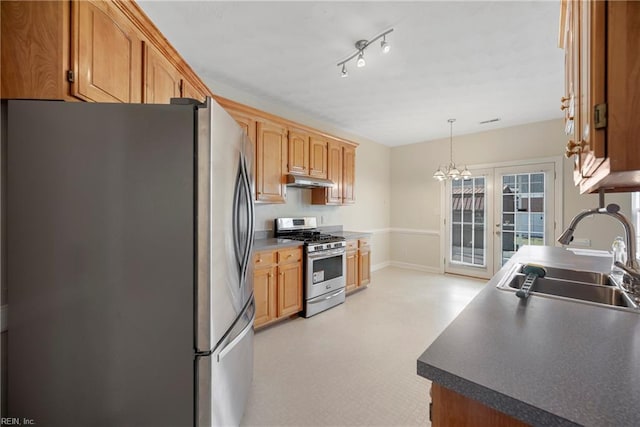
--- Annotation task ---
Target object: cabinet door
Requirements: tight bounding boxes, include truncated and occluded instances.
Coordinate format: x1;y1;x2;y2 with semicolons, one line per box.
342;144;356;204
254;266;277;328
288;129;309;175
228;110;257;145
144;43;181;104
346;248;358;293
358;239;371;287
181;78;207;102
256;121;287;203
277;262;303;317
309;135;328;179
576;0;606;179
74;0;142;103
1;1;69;100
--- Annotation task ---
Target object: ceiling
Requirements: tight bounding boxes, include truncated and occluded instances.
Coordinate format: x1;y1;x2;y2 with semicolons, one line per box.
138;1;564;147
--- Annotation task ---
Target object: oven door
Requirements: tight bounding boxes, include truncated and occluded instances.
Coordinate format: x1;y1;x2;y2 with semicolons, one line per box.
306;248;346;300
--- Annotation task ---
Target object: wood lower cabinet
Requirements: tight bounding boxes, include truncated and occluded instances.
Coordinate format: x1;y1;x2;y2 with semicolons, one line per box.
345;240;358;293
346;237;372;293
253;247;303;328
560;0;640;193
358;238;371;286
431;383;527;427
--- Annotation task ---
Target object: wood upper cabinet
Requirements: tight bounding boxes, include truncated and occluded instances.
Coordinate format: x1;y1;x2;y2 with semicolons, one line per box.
1;1;71;100
180;79;206;103
288;128;310;175
144;43;181;104
312;140;343;205
74;0;142;103
311;140;357;205
256;120;287;203
309;135;328;179
1;0;212;105
561;0;640;193
342;144;356;204
227;109;257;145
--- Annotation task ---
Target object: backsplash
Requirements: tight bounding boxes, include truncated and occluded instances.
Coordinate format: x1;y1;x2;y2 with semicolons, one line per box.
254;187;342;231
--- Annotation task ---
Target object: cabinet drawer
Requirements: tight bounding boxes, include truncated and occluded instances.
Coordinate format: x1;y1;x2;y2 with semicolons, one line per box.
358;238;370;250
278;247;302;264
254;250;277;267
346;240;358;251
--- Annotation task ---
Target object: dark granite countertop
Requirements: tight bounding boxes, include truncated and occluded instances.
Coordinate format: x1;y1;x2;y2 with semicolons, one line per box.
331;230;372;240
253;238;303;251
417;245;640;426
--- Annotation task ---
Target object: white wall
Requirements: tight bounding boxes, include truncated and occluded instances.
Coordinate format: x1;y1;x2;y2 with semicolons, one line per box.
390;118;632;271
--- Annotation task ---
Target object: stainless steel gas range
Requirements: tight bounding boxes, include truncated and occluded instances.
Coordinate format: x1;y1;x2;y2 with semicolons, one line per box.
274;217;346;317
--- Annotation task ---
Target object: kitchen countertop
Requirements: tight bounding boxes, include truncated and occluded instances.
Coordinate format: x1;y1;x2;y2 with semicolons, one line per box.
253;238;303;251
331;230;372;240
417;245;640;426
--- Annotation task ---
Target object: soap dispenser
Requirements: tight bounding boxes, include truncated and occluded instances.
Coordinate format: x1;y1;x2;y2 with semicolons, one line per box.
611;236;627;278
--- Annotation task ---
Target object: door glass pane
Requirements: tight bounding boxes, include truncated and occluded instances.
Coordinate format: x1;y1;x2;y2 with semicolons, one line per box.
500;172;546;266
450;176;486;267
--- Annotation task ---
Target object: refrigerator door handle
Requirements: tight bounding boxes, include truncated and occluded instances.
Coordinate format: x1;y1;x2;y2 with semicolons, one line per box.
239;154;255;287
217;306;255;362
232;159;246;277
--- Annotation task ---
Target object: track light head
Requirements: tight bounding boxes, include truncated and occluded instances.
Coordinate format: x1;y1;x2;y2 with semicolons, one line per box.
381;36;390;53
341;64;348;77
356;52;366;68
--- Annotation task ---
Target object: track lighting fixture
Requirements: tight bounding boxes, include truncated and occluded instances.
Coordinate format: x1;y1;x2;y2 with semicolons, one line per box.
337;28;393;77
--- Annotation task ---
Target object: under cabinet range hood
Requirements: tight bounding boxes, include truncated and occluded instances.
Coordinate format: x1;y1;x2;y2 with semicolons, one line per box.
286;174;335;189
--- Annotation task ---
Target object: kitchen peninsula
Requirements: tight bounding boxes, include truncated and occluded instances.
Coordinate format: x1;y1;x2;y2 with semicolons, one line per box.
418;245;640;426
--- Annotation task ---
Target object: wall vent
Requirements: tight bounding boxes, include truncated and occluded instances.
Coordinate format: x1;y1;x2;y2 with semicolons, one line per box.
479;118;500;124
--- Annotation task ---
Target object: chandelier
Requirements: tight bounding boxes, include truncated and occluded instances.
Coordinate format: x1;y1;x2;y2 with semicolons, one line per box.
432;119;472;181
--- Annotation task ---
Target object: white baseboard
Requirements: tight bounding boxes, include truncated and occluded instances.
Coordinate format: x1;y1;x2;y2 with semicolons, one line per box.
371;261;391;272
388;261;440;274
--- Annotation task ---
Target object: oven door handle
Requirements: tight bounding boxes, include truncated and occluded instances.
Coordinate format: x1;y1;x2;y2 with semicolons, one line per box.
309;288;345;303
308;248;345;259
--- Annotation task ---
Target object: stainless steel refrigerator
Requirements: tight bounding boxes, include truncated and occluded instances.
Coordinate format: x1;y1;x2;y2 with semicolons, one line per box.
3;97;255;426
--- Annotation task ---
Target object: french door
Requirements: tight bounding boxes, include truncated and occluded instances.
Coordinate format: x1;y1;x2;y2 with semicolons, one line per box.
445;162;558;279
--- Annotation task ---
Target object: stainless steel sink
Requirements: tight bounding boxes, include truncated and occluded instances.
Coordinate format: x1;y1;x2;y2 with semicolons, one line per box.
506;274;633;308
497;263;639;311
517;264;611;286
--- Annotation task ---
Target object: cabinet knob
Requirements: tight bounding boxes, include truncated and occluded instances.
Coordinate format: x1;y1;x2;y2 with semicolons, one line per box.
565;140;586;158
561;104;569;111
560;96;570;102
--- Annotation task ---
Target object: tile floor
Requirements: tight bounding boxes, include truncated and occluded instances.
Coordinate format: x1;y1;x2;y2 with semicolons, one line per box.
241;267;485;426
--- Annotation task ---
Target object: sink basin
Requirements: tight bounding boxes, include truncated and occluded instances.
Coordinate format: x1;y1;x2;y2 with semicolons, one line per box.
517;264;611;285
506;274;633;308
496;263;638;311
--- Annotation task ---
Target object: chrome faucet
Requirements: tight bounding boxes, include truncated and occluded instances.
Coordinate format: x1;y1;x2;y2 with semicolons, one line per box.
557;203;639;270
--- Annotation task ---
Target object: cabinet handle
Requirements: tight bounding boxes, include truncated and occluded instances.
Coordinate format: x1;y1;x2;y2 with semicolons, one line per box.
287;254;293;258
268;272;273;278
560;96;570;103
565;140;586;159
561;104;569;111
